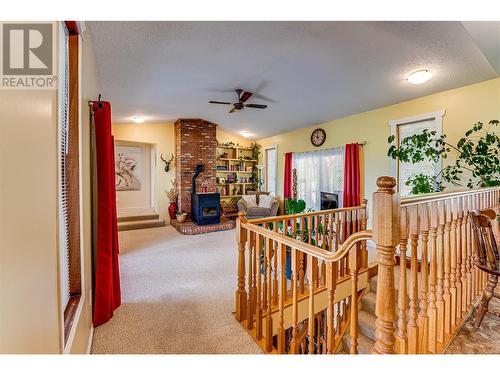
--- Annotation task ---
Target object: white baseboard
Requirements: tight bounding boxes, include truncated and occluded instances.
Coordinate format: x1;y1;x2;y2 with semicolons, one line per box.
86;325;95;354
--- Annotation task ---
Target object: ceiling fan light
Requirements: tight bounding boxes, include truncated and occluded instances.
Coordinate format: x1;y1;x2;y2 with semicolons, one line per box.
132;116;145;123
407;70;433;84
240;130;253;138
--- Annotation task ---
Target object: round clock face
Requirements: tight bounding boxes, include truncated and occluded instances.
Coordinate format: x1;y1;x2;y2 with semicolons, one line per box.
311;128;326;147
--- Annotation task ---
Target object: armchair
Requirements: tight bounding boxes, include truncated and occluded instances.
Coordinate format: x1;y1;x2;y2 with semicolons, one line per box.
237;192;279;219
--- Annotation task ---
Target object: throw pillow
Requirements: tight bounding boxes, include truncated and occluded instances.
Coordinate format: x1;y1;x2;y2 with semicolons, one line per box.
259;194;274;209
242;195;258;208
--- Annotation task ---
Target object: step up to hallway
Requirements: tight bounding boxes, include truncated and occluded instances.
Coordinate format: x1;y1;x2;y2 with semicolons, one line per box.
117;208;165;231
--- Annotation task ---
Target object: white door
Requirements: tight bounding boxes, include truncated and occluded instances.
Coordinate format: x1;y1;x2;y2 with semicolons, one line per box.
265;147;277;196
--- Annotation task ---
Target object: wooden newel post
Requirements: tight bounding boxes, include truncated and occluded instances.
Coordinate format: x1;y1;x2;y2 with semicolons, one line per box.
236;211;248;322
371;176;400;354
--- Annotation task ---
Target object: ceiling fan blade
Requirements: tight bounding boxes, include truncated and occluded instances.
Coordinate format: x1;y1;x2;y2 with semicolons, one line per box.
245;104;267;109
209;101;232;105
229;106;238;113
239;91;253;103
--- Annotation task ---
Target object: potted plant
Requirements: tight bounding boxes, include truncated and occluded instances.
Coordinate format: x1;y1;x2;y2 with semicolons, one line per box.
388;120;500;194
176;211;188;223
166;178;179;220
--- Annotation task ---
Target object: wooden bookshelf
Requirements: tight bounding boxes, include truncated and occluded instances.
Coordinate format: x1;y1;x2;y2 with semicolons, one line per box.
216;143;257;199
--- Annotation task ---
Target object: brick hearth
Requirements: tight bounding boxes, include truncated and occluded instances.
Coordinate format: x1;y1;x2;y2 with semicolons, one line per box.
175;119;217;216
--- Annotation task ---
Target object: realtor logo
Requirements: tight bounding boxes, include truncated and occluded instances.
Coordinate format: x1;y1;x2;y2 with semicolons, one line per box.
1;22;56;89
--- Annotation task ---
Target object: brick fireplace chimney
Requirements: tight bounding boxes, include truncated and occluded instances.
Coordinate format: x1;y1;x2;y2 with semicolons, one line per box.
174;119;217;216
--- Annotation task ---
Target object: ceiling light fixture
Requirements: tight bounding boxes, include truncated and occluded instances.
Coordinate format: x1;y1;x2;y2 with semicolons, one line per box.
132;116;145;123
407;70;433;85
240;130;253;138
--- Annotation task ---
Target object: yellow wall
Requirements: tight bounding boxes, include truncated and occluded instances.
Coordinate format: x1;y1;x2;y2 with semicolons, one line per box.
0;24;99;354
258;78;500;214
112;123;251;223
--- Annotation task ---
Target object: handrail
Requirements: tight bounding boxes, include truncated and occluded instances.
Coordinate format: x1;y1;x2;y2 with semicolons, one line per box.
241;220;372;262
401;186;500;206
247;202;367;224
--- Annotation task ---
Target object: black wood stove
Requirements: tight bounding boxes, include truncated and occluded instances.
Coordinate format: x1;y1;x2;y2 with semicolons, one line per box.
191;164;220;226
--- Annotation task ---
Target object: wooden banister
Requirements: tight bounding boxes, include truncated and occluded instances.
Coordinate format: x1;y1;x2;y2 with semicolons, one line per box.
235;180;499;355
371;176;400;354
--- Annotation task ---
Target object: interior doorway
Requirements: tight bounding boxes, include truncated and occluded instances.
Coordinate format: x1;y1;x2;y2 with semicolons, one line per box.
114;139;157;215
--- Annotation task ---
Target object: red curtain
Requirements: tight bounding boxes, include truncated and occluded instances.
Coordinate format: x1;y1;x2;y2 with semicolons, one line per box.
343;143;361;207
93;101;121;327
284;152;293;199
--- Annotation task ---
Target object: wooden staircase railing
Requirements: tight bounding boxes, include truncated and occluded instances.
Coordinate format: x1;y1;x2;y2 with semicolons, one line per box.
235;202;371;354
235;177;500;354
392;180;500;353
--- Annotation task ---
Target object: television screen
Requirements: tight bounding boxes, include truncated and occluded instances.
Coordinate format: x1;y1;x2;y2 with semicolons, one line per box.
321;192;339;210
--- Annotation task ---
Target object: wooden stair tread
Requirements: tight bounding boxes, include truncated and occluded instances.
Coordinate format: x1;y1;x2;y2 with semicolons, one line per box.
118;218;165;231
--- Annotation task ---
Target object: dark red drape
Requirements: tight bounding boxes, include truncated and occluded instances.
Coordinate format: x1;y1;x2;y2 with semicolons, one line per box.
93;101;121;327
343;143;361;207
284;152;293;199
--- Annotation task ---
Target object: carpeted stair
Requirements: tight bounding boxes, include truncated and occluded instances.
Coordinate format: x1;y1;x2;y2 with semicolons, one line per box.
342;266;405;354
117;210;165;231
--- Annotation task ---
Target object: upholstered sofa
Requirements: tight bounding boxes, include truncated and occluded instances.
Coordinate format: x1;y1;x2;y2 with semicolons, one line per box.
237;192;279;219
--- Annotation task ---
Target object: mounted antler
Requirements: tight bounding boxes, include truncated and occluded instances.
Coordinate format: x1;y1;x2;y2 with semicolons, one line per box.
160;153;174;173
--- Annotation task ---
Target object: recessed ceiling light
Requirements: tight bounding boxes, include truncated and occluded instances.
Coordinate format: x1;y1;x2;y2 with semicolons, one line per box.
132;116;145;123
407;70;433;84
240;130;253;138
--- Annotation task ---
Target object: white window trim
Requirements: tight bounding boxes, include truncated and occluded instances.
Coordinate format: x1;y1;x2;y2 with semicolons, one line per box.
264;144;278;195
388;110;446;192
57;23;86;354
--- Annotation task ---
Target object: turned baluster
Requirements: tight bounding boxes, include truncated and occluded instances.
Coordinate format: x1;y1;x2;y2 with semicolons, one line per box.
299;218;305;294
449;198;458;328
407;205;420;354
361;200;369;268
314;215;319;246
349;244;359;354
326;261;338;353
371;176;400;354
428;202;439;353
455;197;463;321
436;201;446;344
329;212;335;251
307;254;315;354
395;206;409;354
335;212;341;251
289;248;299;354
273;222;279;306
277;243;286;354
443;200;452;336
235;212;248;322
418;204;430;354
465;195;473;308
327;212;332;248
255;233;263;340
264;238;273;352
247;230;254;330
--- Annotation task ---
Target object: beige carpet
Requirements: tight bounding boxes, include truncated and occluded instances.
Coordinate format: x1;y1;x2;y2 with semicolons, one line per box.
91;226;262;354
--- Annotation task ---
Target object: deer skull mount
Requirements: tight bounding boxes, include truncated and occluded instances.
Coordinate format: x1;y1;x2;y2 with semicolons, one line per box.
160;154;174;173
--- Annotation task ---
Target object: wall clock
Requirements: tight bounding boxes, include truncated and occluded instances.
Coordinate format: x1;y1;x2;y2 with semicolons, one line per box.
311;128;326;147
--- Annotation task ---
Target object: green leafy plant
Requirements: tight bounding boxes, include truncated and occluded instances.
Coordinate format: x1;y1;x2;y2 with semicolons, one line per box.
388;120;500;194
250;142;262;191
285;198;306;215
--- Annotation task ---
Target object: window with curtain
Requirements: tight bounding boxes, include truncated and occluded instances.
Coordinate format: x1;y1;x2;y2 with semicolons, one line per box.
390;111;444;197
293;147;345;210
58;22;81;345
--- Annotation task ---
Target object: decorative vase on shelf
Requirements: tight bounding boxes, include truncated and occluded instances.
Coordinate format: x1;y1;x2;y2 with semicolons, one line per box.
168;202;178;220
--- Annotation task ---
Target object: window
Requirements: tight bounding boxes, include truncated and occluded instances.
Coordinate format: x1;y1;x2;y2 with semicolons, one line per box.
389;110;445;196
58;23;81;346
265;146;277;196
293;147;345;210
